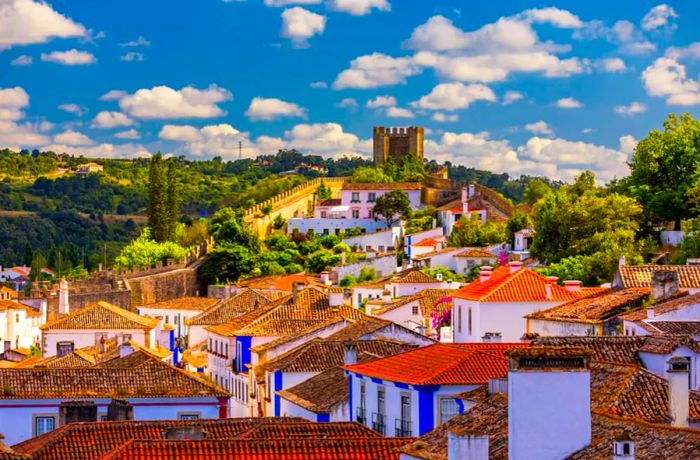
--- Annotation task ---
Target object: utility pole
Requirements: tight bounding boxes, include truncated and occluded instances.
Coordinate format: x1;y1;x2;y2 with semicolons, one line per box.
238;141;242;160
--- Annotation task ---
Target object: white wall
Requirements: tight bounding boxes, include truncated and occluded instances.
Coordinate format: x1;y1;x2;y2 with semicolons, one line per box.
43;329;148;357
455;257;497;276
0;307;41;349
416;249;463;271
351;287;385;308
528;319;598;337
137;307;204;336
639;346;700;390
389;281;444;298
374;301;424;334
287;218;387;235
0;397;222;445
343;228;401;252
333;254;398;282
508;370;591;460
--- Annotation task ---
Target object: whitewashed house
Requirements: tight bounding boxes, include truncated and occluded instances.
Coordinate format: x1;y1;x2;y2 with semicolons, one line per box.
342;227;402;253
621;293;700;339
0;300;43;351
454;248;498;276
137;297;219;338
368;289;454;336
436;186;487;236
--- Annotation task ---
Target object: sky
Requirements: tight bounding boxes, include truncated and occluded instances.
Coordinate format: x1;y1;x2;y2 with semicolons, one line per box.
1;0;700;182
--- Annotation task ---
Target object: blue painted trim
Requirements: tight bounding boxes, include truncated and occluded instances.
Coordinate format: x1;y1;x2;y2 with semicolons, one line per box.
417;386;436;435
370;377;383;384
348;374;353;422
196;367;204;372
455;398;465;414
173;348;179;365
168;330;175;351
316;413;330;422
394;382;410;389
237;336;252;373
273;370;283;416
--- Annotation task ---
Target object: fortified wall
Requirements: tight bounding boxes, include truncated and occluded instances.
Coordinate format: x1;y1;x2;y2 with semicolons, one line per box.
373;126;424;166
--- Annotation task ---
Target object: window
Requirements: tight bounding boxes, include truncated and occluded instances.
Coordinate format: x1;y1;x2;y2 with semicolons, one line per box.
177;412;201;420
33;415;56;436
99;414;108;421
209;338;212;351
368;192;376;202
398;394;411;436
321;211;327;218
15;313;19;323
352;209;360;219
411;305;419;315
351;192;360;203
377;387;385;416
457;306;462;333
225;343;229;359
56;341;74;357
468;308;472;336
165;315;169;324
439;397;460;423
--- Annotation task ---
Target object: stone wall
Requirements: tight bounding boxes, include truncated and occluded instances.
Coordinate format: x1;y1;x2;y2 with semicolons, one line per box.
126;266;202;307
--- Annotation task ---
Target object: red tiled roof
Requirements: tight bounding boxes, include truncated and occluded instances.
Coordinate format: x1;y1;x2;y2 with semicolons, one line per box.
40;301;158;331
187;289;287;326
525;288;649;324
616;265;700;289
238;273;318;292
454;248;496;258
620;292;700;321
640;321;700;335
140;297;220;311
391;269;439;284
452;266;583;302
412;237;443;247
318;198;341;206
342;182;421;191
344;343;528;385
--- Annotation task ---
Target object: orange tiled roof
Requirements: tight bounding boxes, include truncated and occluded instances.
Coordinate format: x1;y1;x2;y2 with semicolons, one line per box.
454;248;497;258
278;367;349;413
235;420;381;440
617;264;700;288
412;237;443;247
525;288;649;324
533;335;700;362
187;289;287;326
345;343;528;385
639;321;700;335
452;266;584;302
0;356;226;399
342;182;421;191
318;198;341;206
620;292;700;321
391;269;439;284
371;289;453;318
40;301;158;331
0;300;40;318
238;273;317;291
140;297;220;311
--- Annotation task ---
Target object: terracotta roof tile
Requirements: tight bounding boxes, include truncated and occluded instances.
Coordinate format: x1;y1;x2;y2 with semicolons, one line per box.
391;269;439;284
342;182;421;191
345;343;528;385
238;273;318;291
40;301;158;331
620;292;700;321
532;336;646;365
140;297;220;311
234;421;382;439
454;248;497;258
640;321;700;335
277;367;349;413
452;266;584;302
525;288;649;324
0;356;226;399
411;248;464;261
187;289;288;326
318;198;341;206
371;289;453;318
617;265;700;289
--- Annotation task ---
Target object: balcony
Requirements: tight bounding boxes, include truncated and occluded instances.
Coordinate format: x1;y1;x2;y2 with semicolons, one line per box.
394;418;412;437
371;412;386;435
356;407;366;424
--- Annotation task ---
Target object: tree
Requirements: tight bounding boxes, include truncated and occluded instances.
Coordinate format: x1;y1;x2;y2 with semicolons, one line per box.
625;113;700;230
209;207;260;251
351;166;393;183
165;159;180;241
200;245;257;284
114;228;188;269
147;153;168;242
448;215;506;247
506;210;533;244
316;181;332;199
272;214;286;230
522;178;553;206
373;190;411;228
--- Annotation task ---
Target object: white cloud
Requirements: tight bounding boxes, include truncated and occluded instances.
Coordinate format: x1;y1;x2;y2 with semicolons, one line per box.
159;124;204;142
502;91;524;105
245;97;307;120
0;86;29;120
619;135;637;155
99;90;128;101
91;111;134;128
581;128;594;134
555;97;583;109
327;0;390;16
335;98;358;109
53;129;93;146
42;142;150;159
310;81;328;89
159;123;253;158
575;20;656;55
614;102;647;116
520;7;583;28
366;95;396;108
411;82;496;111
332;52;421;89
525;120;554;136
665;42;700;60
597;57;626;72
11;54;32;66
0;0;86;50
276;122;369;157
264;0;320;6
119;35;150;47
386;107;414;118
0;120;49;148
114;128;140;140
642;57;700;106
641;4;677;31
40;49;96;65
121;52;144;62
58;103;86;116
280;7;325;47
118;84;232;119
432;112;458;122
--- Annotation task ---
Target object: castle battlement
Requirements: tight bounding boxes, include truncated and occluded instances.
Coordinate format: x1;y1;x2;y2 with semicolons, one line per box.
373;125;424;165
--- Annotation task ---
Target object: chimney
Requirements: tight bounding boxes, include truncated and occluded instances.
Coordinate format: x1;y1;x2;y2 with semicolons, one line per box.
507;347;592;460
39;299;48;324
646;308;654;320
619;255;626;266
59;401;97;425
99;335;106;353
107;399;134;421
448;429;489;460
119;342;134;358
563;280;581;292
292;281;305;303
480;266;493;283
667;357;690;427
468;183;476;198
58;279;69;315
651;271;679;302
482;332;502;343
320;271;330;286
545;276;559;285
343;341;357;365
163;427;207;440
612;433;635;460
3;341;10;354
461;186;468;206
545;283;552;300
436;272;443;282
328;289;344;307
508;261;523;275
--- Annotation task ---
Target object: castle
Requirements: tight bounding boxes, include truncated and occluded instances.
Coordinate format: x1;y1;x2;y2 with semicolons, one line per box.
372;126;424;165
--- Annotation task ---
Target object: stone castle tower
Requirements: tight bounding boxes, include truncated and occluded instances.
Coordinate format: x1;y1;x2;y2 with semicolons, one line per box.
373;126;424;166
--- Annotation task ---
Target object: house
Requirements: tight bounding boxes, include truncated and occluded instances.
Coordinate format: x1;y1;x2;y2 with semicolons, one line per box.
10;418;408;460
614;263;700;293
350;270;454;308
39;300;159;358
399;345;700;460
454;248;498;276
74;162;103;174
137;296;220;339
436;186;488;236
513;228;535;252
410;247;464;272
344;342;528;437
0;352;228;445
343;227;403;253
524;287;650;337
451;262;592;342
367;289;453;337
621;292;700;339
404;227;444;260
0;300;43;351
287;182;421;235
0;287;18;301
0;267;30;284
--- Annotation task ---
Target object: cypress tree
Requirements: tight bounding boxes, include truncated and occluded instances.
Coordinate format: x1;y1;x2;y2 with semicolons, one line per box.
165;158;180;241
147;152;167;242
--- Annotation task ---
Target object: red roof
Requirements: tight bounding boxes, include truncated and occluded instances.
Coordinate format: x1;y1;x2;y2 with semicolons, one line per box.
452;266;584;302
412;237;443;247
344;343;528;385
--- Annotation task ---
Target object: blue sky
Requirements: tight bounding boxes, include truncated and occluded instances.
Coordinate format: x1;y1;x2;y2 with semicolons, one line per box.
1;0;700;181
